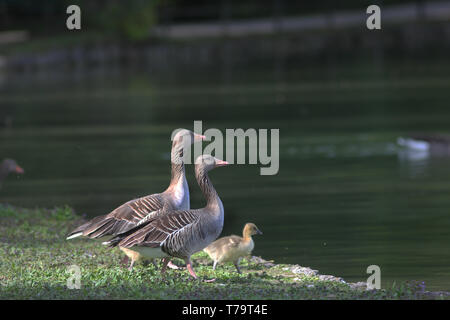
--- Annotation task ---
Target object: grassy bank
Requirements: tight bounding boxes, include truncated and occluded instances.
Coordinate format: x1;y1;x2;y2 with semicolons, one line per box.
0;205;448;300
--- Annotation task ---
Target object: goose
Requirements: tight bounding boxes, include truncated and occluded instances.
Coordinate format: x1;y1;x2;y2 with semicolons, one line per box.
204;223;262;274
66;129;205;270
105;154;229;280
397;134;450;155
0;159;24;188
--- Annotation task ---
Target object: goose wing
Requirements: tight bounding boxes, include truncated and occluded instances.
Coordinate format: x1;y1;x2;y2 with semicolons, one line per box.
112;210;201;256
67;194;166;239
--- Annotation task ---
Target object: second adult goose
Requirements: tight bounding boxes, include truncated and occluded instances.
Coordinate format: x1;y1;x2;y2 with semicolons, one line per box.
66;129;204;269
105;154;229;280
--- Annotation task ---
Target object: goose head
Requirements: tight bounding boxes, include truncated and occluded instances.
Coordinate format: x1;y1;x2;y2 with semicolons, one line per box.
1;159;24;176
171;129;205;165
243;223;263;237
172;129;205;150
195;154;229;173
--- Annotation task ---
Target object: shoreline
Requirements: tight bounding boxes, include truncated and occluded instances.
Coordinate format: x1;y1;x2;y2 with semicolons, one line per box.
1;204;449;299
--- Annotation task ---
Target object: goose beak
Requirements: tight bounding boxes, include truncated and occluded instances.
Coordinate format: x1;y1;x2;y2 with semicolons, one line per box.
256;229;263;235
215;160;229;167
194;133;207;142
15;165;24;174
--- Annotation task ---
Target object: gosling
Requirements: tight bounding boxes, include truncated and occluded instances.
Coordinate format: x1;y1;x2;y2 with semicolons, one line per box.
203;223;262;274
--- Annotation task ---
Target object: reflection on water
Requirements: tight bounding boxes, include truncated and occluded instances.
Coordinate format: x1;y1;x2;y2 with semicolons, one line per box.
397;149;430;178
1;61;450;291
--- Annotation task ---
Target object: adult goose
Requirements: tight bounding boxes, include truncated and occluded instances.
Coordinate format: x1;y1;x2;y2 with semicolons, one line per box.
66;129;205;269
105;154;229;280
204;223;262;274
0;159;24;188
397;134;450;155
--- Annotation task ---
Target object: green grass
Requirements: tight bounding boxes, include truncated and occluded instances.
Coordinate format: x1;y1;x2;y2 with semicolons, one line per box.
0;205;448;300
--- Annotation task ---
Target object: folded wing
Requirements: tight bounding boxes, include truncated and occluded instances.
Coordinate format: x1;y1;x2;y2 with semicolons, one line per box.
67;194;166;239
108;210;201;258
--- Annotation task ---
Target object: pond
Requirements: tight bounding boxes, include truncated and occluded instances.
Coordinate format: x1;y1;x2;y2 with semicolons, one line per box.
1;58;450;291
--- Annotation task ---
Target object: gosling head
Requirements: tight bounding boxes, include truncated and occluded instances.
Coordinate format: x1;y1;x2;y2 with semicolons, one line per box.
1;159;24;176
243;223;263;237
195;154;229;173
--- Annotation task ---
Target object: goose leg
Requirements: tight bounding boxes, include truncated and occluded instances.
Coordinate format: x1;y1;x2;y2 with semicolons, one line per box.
185;258;198;279
161;257;170;274
167;260;179;270
185;257;216;282
213;261;217;270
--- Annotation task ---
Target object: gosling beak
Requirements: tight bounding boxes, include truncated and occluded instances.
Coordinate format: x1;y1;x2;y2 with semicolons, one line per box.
256;229;263;235
194;133;207;142
215;159;229;167
15;165;24;174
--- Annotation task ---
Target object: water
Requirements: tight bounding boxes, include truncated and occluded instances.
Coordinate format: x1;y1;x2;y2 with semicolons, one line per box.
1;59;450;291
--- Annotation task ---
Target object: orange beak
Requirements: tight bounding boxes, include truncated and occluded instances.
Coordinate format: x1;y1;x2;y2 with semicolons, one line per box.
215;159;229;167
194;133;207;142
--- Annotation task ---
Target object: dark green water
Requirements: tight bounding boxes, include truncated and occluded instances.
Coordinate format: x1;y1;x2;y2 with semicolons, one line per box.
1;60;450;290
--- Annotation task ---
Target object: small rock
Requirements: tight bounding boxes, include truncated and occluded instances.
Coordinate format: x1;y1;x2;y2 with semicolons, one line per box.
290;265;318;276
250;256;275;267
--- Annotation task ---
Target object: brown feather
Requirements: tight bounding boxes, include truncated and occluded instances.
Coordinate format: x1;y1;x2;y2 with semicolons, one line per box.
67;194;166;239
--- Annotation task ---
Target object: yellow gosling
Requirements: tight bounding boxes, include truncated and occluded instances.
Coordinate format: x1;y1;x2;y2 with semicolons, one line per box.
120;247;142;270
204;223;262;274
120;247;175;270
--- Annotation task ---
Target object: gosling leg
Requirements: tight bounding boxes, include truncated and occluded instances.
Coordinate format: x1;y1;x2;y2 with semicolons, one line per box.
120;256;129;268
233;261;241;274
128;259;135;271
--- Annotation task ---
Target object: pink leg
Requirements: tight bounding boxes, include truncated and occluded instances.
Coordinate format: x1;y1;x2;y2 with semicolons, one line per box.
167;260;179;270
184;258;198;279
184;257;216;282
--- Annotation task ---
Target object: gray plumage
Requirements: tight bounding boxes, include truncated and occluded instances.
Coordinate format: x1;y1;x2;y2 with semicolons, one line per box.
66;129;203;241
106;154;229;279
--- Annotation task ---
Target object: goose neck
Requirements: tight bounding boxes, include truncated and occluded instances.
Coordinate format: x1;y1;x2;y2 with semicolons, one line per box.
197;170;221;209
169;146;185;187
